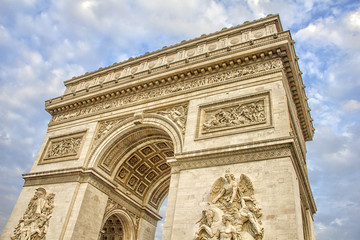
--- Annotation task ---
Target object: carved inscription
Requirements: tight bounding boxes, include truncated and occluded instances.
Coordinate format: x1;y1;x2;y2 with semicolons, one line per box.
11;188;55;240
51;59;282;124
195;170;263;240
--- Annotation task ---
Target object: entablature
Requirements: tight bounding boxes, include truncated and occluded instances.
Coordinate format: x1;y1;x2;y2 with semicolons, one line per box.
45;14;313;141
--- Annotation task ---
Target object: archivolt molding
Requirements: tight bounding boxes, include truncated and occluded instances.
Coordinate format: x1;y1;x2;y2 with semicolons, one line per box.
146;176;170;210
87;113;183;170
103;199;139;240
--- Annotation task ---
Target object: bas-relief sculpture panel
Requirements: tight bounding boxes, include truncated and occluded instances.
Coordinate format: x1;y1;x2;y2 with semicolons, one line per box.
39;131;86;164
197;93;271;139
195;170;263;240
11;188;55;240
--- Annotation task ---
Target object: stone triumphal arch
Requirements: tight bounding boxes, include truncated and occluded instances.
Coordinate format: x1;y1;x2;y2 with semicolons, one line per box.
2;15;316;240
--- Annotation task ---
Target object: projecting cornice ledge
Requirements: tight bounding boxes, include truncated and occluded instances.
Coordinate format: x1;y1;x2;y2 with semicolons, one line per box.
45;14;313;141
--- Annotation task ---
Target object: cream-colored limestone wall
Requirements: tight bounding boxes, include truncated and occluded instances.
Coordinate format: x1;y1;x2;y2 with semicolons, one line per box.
30;122;98;173
137;217;157;240
0;182;78;240
65;183;108;240
183;76;290;153
162;171;180;240
162;157;304;240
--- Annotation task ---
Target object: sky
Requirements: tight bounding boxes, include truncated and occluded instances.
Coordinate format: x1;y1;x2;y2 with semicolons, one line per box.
0;0;359;239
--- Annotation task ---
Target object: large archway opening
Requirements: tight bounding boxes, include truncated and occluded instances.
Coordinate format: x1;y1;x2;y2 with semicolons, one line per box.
93;118;180;240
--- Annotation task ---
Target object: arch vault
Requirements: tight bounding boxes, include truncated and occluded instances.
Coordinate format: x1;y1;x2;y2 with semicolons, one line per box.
1;15;316;240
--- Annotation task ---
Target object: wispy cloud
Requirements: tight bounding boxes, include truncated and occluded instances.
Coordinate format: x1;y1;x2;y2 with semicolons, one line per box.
0;1;359;239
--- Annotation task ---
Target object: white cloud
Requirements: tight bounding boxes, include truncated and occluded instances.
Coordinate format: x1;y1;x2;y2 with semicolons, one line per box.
0;1;360;239
343;99;360;111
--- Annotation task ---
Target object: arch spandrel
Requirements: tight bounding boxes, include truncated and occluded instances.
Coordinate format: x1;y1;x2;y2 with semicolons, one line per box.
87;113;184;171
86;113;179;216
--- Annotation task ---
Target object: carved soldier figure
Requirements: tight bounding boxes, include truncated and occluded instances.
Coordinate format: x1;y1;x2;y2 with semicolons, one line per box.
11;188;55;240
216;215;238;240
196;170;263;240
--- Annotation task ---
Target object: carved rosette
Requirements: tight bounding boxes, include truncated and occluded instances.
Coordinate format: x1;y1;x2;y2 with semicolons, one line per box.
195;170;263;240
11;188;55;240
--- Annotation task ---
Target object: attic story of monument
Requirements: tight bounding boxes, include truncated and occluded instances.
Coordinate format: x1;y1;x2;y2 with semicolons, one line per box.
1;14;316;240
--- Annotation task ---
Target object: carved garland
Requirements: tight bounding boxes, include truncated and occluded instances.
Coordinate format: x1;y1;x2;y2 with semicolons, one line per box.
11;188;55;240
50;59;283;124
195;170;263;240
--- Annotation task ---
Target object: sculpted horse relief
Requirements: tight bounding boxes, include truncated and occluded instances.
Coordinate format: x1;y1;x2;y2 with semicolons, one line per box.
195;170;263;240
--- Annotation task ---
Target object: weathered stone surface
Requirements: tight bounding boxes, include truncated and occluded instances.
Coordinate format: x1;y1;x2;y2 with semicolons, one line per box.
1;14;316;240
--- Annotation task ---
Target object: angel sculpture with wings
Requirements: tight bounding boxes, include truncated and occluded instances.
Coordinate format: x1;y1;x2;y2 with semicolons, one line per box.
205;170;264;240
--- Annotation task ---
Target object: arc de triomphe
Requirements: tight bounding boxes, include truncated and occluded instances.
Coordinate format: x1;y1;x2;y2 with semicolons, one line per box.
1;14;316;240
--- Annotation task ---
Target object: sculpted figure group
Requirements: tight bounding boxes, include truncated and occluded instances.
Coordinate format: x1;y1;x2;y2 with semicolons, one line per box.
202;101;266;132
11;188;55;240
195;170;263;240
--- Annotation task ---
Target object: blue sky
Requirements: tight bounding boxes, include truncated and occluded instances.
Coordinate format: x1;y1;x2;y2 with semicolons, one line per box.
1;0;359;239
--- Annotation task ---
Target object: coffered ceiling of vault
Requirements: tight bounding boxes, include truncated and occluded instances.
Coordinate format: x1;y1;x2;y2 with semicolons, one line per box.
114;140;173;199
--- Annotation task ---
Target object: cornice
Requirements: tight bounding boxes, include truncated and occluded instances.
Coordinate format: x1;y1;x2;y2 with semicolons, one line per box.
61;14;282;87
168;139;316;214
44;14;313;141
22;167;163;220
45;34;288;113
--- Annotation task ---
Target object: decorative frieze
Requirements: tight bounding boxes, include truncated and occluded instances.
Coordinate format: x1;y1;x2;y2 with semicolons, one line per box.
197;92;271;139
40;131;86;164
195;169;263;240
11;188;55;240
171;144;292;173
50;59;283;124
